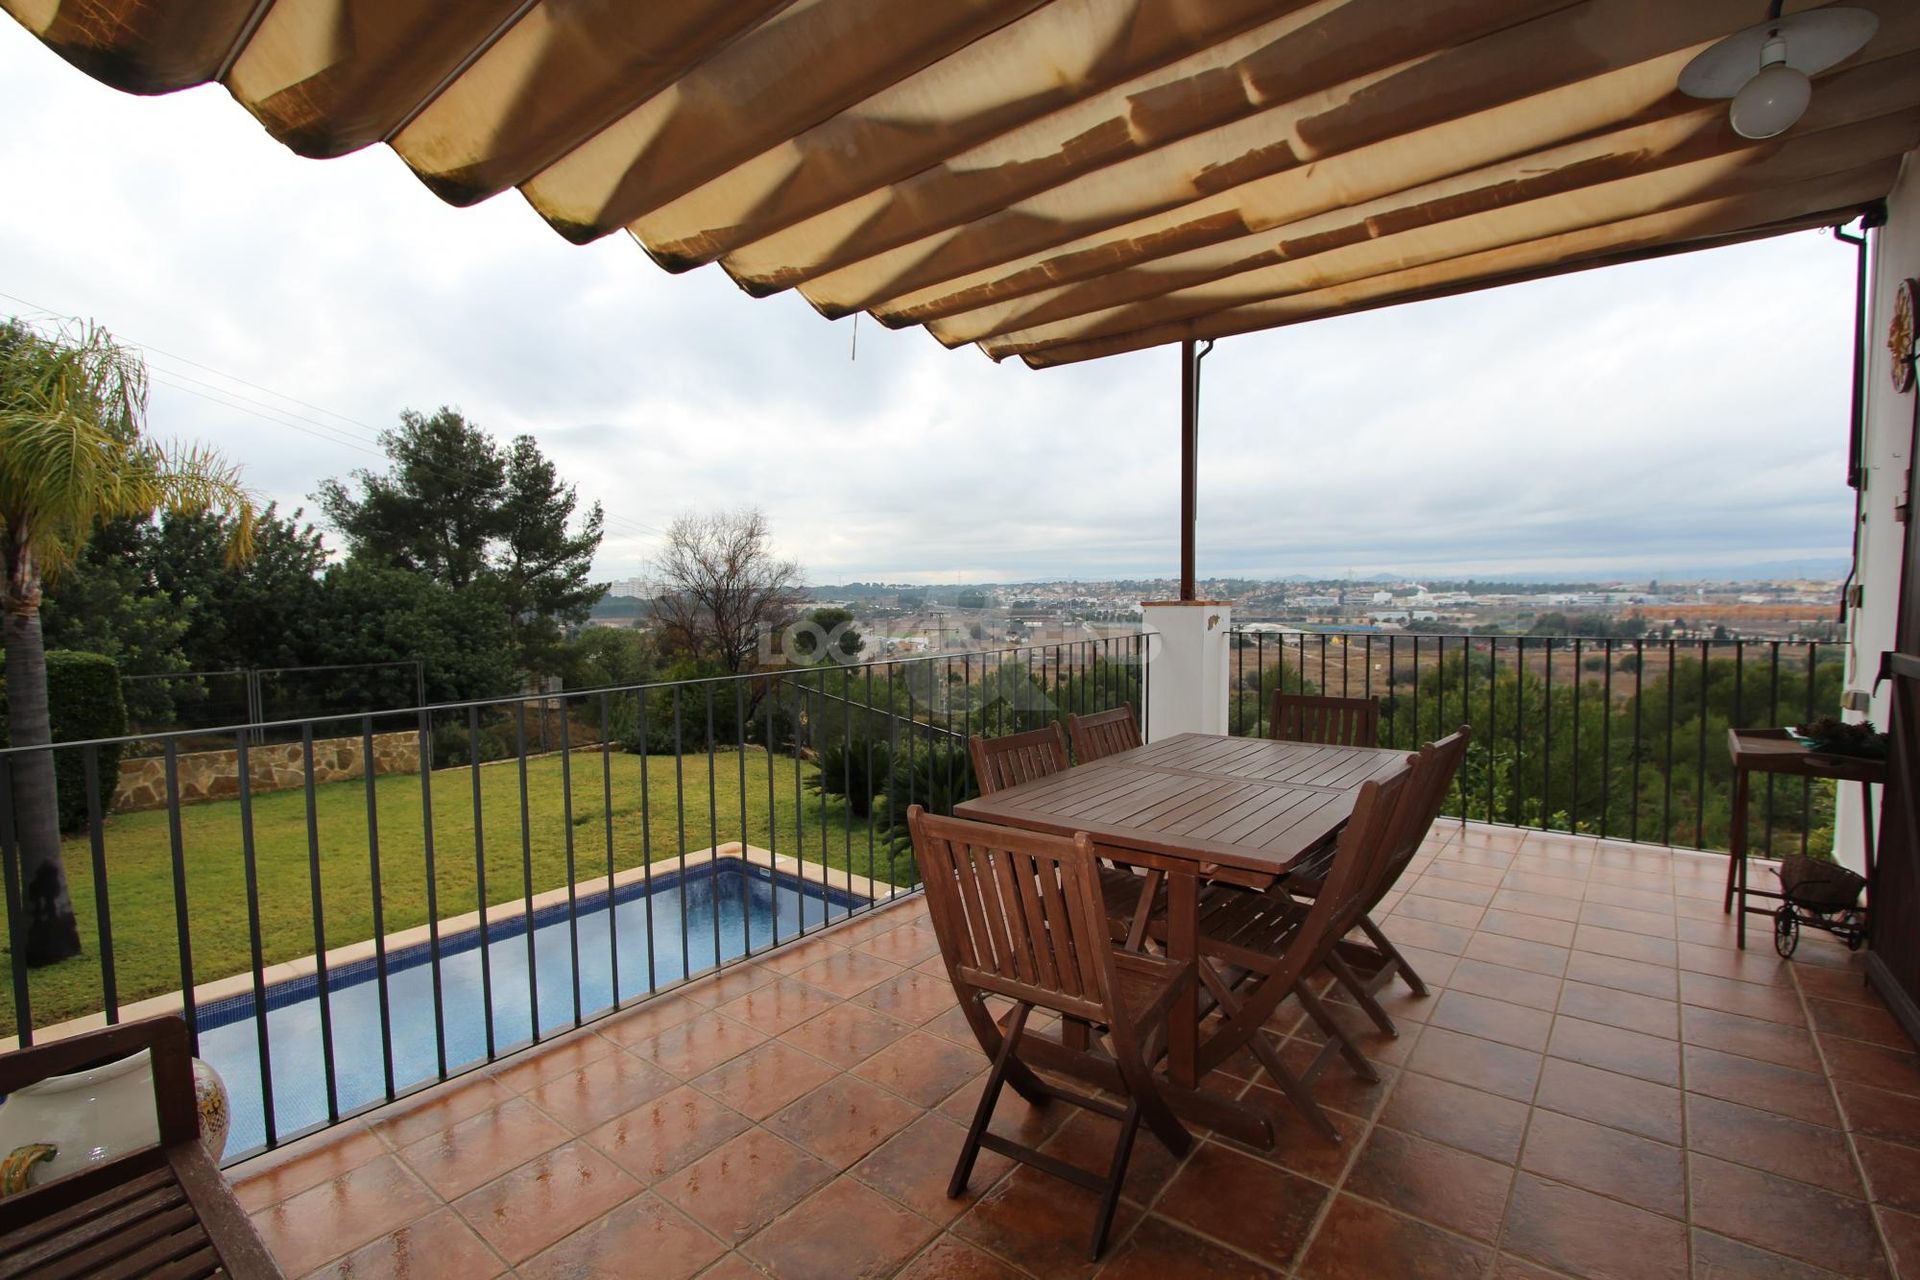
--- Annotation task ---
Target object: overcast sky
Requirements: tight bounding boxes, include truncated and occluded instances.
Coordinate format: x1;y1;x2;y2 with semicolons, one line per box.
0;19;1862;587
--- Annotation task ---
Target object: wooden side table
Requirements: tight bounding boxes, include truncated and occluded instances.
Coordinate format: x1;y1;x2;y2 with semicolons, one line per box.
1723;728;1887;950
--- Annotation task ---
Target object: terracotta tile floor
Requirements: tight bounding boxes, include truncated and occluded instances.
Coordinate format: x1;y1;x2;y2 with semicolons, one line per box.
231;824;1920;1279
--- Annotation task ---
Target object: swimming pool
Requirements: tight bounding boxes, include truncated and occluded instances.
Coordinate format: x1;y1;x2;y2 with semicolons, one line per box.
196;858;870;1157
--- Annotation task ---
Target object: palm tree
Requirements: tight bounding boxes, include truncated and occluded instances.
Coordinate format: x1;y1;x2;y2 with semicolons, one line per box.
1;318;255;966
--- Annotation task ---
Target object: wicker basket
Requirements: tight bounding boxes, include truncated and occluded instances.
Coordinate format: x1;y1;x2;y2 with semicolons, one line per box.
1775;855;1866;914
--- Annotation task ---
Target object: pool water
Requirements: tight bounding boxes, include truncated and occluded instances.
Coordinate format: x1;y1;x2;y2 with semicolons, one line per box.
196;859;869;1157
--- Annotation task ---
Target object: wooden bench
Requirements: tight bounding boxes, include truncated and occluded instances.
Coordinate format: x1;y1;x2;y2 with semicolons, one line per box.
0;1015;282;1279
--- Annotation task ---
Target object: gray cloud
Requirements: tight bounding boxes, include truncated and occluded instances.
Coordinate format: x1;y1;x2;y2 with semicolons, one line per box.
0;21;1859;585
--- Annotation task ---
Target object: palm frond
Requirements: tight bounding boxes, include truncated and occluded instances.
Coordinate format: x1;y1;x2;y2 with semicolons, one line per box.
0;318;254;583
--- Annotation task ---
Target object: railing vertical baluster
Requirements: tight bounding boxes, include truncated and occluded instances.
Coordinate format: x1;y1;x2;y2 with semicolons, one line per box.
1801;643;1817;856
602;694;620;1006
842;665;854;908
1735;639;1751;851
1599;641;1611;840
467;706;495;1059
1259;634;1271;736
163;742;198;1057
418;709;449;1076
1485;640;1498;823
558;704;583;1028
1234;631;1244;733
1695;641;1710;849
639;691;658;993
1390;637;1405;756
513;702;540;1042
1452;636;1466;822
763;685;780;945
738;680;752;950
705;684;721;972
361;719;396;1099
1514;637;1526;827
815;677;828;926
1662;641;1676;845
300;727;338;1121
672;688;689;974
866;662;879;901
1572;640;1583;833
1764;643;1781;855
1364;635;1373;712
236;733;277;1146
1630;640;1643;843
83;747;118;1023
0;758;35;1046
787;679;802;940
1411;636;1420;750
1542;639;1554;830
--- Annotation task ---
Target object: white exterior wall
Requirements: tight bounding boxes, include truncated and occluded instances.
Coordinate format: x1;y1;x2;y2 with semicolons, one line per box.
1142;601;1232;741
1837;147;1920;871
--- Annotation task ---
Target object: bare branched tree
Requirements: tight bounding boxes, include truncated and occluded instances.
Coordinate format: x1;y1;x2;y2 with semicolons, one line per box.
651;509;805;674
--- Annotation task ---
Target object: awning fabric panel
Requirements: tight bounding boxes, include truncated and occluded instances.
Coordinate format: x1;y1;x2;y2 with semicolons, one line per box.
6;0;1915;367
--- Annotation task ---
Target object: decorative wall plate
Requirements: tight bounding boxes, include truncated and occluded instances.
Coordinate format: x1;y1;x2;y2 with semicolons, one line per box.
1892;276;1917;393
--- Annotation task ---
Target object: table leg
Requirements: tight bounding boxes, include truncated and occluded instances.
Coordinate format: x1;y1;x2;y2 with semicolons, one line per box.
1732;767;1750;950
1166;869;1198;1089
1862;781;1878;889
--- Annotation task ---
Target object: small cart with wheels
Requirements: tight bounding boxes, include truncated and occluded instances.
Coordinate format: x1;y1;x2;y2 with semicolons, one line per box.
1771;855;1869;958
1724;728;1886;950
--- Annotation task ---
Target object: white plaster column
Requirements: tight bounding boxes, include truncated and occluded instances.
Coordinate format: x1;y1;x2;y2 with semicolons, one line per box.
1837;148;1920;872
1141;600;1232;741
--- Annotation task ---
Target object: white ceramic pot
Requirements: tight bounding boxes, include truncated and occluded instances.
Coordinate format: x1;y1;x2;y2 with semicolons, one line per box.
0;1048;230;1194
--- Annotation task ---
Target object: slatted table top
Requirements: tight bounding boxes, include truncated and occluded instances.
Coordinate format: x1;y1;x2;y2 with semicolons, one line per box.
954;733;1410;879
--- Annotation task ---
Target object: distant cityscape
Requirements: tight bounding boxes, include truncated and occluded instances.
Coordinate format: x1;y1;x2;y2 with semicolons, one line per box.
595;573;1845;653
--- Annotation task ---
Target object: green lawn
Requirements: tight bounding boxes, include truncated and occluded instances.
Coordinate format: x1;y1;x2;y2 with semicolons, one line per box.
6;749;888;1036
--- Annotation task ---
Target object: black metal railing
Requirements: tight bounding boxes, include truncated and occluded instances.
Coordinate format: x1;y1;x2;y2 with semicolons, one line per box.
1230;629;1843;856
0;633;1145;1160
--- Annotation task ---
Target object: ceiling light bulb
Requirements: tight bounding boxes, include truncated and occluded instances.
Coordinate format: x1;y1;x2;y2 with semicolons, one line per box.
1729;37;1811;138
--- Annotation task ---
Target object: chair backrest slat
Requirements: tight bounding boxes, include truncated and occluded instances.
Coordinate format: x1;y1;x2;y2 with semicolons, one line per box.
910;806;1116;1022
970;724;1072;795
1216;767;1410;1038
1268;693;1379;748
1368;727;1473;909
1066;704;1142;763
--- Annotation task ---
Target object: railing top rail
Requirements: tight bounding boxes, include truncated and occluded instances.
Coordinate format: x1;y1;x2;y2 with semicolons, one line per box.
0;635;1137;759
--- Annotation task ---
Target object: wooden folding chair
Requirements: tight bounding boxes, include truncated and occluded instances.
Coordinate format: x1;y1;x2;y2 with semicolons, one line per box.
908;806;1194;1259
0;1016;283;1278
969;727;1157;945
1267;692;1380;748
1065;704;1141;762
1307;728;1473;1034
968;723;1071;793
1184;767;1413;1142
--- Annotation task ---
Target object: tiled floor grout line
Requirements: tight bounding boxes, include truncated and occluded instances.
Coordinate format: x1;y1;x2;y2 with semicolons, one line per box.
1796;951;1900;1277
234;836;1913;1280
1482;830;1571;1280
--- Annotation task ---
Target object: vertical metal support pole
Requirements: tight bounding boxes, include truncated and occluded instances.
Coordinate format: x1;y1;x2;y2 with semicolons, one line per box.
1180;337;1197;602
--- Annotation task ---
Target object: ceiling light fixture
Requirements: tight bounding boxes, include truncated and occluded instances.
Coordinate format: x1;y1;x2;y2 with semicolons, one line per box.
1678;3;1879;140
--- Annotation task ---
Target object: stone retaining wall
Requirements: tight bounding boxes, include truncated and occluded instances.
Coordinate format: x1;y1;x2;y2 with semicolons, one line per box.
113;731;422;811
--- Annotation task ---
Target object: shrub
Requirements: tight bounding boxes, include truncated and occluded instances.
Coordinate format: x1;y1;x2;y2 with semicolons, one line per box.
806;737;893;817
865;740;977;889
0;651;128;832
430;718;514;767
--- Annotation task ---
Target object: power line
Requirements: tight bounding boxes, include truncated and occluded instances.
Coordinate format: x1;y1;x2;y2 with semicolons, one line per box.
3;293;666;545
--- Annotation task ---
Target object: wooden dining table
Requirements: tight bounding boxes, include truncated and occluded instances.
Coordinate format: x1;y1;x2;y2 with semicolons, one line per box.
953;731;1409;1147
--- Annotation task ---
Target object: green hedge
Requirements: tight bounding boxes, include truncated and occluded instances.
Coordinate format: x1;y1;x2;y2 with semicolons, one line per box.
0;649;129;832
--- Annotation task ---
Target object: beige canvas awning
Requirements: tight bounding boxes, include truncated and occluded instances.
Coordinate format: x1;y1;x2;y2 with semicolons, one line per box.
7;0;1916;367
